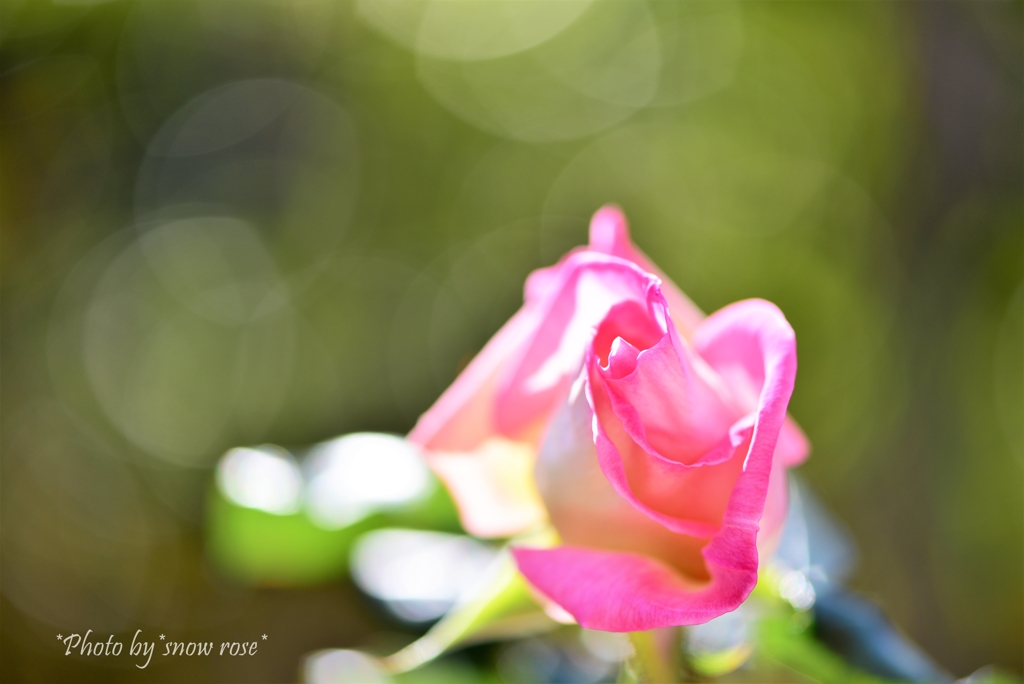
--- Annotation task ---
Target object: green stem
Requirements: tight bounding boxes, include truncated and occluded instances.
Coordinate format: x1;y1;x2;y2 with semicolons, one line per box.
626;629;679;683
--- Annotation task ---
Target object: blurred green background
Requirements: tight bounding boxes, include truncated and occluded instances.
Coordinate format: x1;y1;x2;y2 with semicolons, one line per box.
1;1;1021;682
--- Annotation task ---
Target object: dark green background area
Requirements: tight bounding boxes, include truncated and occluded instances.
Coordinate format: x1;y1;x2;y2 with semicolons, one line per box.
1;1;1020;682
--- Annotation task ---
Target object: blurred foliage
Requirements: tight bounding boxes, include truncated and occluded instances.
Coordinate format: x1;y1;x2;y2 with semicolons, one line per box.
206;480;459;586
1;0;1021;682
750;613;900;684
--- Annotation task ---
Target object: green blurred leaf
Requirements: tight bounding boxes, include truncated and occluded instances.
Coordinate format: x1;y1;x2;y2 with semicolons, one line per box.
206;487;365;585
205;477;461;586
689;643;754;679
754;614;901;684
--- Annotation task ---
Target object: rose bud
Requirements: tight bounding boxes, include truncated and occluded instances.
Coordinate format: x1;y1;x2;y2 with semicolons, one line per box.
409;206;808;629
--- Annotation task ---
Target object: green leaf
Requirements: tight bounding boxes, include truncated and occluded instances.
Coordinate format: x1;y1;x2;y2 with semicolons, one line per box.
755;614;901;684
205;487;364;585
205;480;461;586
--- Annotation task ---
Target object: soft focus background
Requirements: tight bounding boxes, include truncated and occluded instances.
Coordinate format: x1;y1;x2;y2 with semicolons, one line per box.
1;1;1021;682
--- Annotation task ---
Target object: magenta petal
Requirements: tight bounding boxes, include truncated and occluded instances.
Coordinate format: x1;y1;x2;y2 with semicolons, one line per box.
516;298;798;630
512;536;755;631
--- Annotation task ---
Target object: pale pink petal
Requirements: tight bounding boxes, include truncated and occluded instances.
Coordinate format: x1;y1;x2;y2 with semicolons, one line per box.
757;455;790;556
428;438;546;538
758;418;809;553
408;302;548;537
523;252;580;303
409;304;541;451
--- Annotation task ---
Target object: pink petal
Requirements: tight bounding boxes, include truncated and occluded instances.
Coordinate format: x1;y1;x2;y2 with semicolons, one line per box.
587;205;705;340
690;299;798;525
408;252;666;538
493;253;660;438
428;438;546;538
408;304;548;537
515;298;798;630
409;304;541;452
690;299;803;546
597;328;739;465
512;544;752;631
590;386;753;538
588;205;812;465
583;289;748;535
777;417;811;467
535;375;714;581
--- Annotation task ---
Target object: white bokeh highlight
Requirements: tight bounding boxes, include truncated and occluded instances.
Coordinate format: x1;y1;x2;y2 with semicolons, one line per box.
304;433;433;529
303;649;390;684
216;445;303;515
351;528;498;622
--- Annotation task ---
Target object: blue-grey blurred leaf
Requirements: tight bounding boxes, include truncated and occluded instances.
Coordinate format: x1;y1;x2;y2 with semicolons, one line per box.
814;590;953;684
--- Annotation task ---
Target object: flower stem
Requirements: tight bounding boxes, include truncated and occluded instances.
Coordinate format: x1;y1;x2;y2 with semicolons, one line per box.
625;629;679;683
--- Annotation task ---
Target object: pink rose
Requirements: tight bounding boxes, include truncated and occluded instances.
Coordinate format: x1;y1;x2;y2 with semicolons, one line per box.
409;206;808;630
